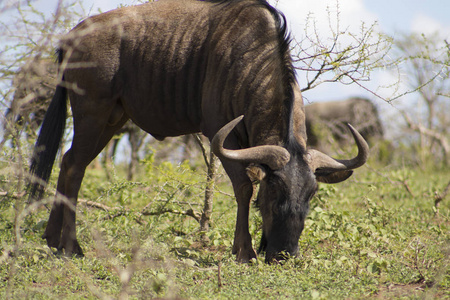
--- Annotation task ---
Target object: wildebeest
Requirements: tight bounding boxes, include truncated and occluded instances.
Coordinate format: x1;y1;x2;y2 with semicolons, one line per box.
305;97;383;151
29;0;369;263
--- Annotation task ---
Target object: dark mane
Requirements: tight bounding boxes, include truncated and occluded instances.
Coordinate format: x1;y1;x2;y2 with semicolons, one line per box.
254;2;302;153
204;0;298;150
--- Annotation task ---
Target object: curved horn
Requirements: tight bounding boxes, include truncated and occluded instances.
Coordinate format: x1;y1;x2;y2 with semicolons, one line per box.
306;123;369;172
211;116;291;170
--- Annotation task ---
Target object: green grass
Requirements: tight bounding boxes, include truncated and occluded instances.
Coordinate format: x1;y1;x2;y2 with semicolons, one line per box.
0;158;449;299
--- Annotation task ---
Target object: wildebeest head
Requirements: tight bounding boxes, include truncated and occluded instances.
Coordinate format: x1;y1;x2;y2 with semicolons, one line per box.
212;115;368;263
252;149;317;262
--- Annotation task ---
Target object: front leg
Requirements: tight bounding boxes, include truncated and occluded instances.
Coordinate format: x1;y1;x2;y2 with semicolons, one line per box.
205;127;257;263
232;182;257;263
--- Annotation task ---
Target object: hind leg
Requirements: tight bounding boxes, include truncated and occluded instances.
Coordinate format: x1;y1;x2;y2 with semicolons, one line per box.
43;101;129;256
43;147;85;255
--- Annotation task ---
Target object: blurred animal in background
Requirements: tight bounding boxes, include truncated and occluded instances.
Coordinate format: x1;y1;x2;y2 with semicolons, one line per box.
305;97;384;153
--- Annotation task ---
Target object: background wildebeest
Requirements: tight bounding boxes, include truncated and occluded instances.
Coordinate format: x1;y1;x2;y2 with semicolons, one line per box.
29;0;368;263
305;97;384;152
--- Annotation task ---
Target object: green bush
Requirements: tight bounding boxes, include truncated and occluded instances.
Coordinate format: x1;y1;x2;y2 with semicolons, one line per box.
1;160;449;299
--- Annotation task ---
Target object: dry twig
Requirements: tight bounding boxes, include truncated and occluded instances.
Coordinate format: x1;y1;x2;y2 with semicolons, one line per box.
401;110;450;165
78;198;202;223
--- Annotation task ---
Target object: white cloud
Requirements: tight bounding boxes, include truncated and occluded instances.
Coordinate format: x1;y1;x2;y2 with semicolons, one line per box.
411;13;450;39
272;0;377;41
270;1;381;102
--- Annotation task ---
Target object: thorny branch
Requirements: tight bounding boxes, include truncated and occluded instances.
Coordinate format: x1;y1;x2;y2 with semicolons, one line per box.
0;191;26;199
78;135;216;226
142;208;201;223
193;133;210;169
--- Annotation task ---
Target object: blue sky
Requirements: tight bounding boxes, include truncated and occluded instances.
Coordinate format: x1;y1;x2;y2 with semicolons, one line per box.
363;0;450;36
1;0;448;142
25;0;450;38
3;0;449;104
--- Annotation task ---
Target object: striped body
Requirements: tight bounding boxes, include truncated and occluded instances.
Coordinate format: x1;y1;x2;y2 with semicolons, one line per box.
61;0;300;145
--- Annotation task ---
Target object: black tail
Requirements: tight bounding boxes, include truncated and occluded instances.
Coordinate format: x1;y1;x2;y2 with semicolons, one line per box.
28;49;67;201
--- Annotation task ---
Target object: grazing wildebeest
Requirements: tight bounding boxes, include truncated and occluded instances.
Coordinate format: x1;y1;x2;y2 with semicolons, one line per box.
305;97;384;151
29;0;369;263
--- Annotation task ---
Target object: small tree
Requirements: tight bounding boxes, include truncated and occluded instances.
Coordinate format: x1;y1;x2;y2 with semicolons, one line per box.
393;33;450;166
290;3;395;97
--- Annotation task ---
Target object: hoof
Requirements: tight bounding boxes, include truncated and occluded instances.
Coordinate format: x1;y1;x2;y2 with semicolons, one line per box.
235;248;257;263
58;239;84;257
42;232;60;249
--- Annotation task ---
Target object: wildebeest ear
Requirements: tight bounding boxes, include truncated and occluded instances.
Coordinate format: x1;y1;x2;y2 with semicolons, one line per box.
315;169;353;184
246;164;266;183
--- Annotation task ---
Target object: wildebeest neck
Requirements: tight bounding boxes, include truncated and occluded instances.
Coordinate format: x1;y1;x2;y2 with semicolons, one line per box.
203;0;300;149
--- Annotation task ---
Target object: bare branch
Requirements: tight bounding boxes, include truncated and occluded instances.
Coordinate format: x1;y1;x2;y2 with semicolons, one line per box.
142;208;201;223
193;134;210;169
292;4;396;100
365;165;415;197
78;198;115;211
434;181;450;216
401;111;450;165
78;197;203;223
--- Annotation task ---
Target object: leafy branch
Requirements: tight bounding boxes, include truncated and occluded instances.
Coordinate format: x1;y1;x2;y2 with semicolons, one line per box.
292;3;396;101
